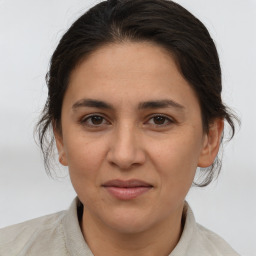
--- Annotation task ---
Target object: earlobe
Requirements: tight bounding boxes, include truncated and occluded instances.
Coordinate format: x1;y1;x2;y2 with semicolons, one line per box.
53;122;68;166
55;137;68;166
198;119;224;168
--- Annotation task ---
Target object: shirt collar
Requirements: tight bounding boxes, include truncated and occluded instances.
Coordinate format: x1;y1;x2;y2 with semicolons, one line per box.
62;197;94;256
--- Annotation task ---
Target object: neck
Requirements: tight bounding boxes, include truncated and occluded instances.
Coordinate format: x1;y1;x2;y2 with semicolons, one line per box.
80;204;184;256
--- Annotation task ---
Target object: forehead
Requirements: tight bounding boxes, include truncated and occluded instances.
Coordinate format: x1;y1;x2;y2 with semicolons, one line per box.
66;42;199;111
72;42;179;83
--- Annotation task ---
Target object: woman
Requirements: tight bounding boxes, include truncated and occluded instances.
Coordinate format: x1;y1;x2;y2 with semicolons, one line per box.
0;0;240;255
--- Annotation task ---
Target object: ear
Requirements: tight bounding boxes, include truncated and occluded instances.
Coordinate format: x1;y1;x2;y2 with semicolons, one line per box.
53;122;68;166
198;119;224;168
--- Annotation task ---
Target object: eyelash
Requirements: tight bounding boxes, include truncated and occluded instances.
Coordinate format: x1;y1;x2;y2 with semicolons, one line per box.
80;114;175;128
80;114;110;127
146;114;175;127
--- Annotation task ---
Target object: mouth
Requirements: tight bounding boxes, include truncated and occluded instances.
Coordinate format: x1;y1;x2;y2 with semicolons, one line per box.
102;179;153;200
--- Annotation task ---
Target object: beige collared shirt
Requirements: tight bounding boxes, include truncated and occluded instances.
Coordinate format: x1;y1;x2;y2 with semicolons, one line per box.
0;198;239;256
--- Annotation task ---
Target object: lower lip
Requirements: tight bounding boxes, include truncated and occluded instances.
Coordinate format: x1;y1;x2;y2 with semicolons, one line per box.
104;186;152;200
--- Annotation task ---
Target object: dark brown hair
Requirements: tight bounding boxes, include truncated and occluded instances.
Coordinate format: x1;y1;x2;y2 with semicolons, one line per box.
36;0;239;186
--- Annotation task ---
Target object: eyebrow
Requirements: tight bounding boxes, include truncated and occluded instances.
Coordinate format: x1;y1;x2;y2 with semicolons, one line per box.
72;99;113;110
138;99;184;110
72;98;185;111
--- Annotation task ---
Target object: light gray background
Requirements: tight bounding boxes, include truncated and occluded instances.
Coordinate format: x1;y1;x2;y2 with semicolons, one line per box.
0;0;255;255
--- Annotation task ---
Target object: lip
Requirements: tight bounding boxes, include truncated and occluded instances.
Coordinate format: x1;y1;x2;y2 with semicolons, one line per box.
102;179;153;200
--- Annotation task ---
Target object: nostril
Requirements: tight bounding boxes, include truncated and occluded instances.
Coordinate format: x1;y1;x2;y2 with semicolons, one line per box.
107;152;144;170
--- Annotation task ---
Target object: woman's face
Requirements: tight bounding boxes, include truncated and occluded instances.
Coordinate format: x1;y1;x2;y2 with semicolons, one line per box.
56;42;221;234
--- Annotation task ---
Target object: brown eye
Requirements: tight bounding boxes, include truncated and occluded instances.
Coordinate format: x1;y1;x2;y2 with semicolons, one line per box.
81;115;109;127
147;115;174;127
91;116;104;125
153;116;166;125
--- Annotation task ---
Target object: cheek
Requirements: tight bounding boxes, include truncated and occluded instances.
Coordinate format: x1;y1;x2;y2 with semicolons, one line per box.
63;133;108;185
149;130;203;188
64;136;110;207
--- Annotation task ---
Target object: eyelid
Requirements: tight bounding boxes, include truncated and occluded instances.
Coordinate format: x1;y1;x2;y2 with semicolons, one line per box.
80;113;111;127
145;114;175;126
79;113;176;128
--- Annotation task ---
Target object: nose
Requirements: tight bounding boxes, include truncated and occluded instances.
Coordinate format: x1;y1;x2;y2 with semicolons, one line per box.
106;123;146;170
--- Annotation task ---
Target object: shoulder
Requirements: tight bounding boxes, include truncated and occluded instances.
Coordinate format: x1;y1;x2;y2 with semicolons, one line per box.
0;211;68;256
193;223;240;256
171;202;240;256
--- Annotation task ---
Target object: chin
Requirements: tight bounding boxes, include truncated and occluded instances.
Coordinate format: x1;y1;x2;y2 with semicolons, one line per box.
101;207;158;234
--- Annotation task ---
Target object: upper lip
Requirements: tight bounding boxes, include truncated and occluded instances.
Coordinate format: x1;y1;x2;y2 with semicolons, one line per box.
102;179;153;188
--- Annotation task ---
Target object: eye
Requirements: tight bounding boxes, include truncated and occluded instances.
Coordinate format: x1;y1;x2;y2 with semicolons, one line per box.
147;115;174;127
81;115;110;127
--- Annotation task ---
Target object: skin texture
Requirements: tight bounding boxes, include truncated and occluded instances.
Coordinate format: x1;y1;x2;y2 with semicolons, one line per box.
55;42;224;256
